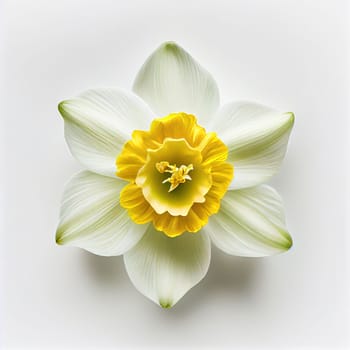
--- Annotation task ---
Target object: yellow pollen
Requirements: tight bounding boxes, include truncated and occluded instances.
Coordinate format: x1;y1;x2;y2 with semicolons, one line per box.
156;161;194;192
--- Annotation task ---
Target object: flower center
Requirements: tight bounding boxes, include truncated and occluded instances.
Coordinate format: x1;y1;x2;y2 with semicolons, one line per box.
116;112;234;237
156;161;194;192
135;138;212;216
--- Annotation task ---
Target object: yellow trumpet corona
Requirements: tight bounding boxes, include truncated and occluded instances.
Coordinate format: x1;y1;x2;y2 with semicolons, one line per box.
116;112;233;237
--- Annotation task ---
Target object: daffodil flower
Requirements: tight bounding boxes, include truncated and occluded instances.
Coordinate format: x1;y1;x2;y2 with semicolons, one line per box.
56;42;294;308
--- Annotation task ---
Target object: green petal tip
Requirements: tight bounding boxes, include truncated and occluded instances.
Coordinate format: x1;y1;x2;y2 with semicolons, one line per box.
58;101;68;118
161;41;180;53
55;229;66;245
286;112;295;126
159;300;173;309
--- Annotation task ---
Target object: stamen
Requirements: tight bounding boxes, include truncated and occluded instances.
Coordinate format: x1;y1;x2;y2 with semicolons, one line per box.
156;162;194;192
155;161;170;173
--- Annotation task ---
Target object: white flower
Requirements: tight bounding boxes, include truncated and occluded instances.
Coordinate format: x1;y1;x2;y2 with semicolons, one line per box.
56;42;294;308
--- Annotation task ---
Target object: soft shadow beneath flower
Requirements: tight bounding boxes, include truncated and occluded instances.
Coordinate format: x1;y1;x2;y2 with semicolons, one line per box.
81;251;126;286
206;247;260;293
167;246;260;315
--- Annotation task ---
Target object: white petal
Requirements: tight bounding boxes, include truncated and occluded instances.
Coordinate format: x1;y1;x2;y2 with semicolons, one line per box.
56;171;148;256
133;41;219;124
210;101;294;189
59;88;154;177
124;227;211;308
205;185;292;257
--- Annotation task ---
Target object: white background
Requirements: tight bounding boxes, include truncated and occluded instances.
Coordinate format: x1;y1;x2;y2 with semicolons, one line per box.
1;0;349;348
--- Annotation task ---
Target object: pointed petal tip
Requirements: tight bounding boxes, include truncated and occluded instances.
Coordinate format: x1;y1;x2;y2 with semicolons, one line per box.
161;41;179;50
55;232;65;245
279;111;295;130
55;228;70;246
156;41;183;58
285;234;293;251
260;232;293;256
57;100;64;113
274;232;293;255
57;100;69;119
159;300;173;309
285;112;295;127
